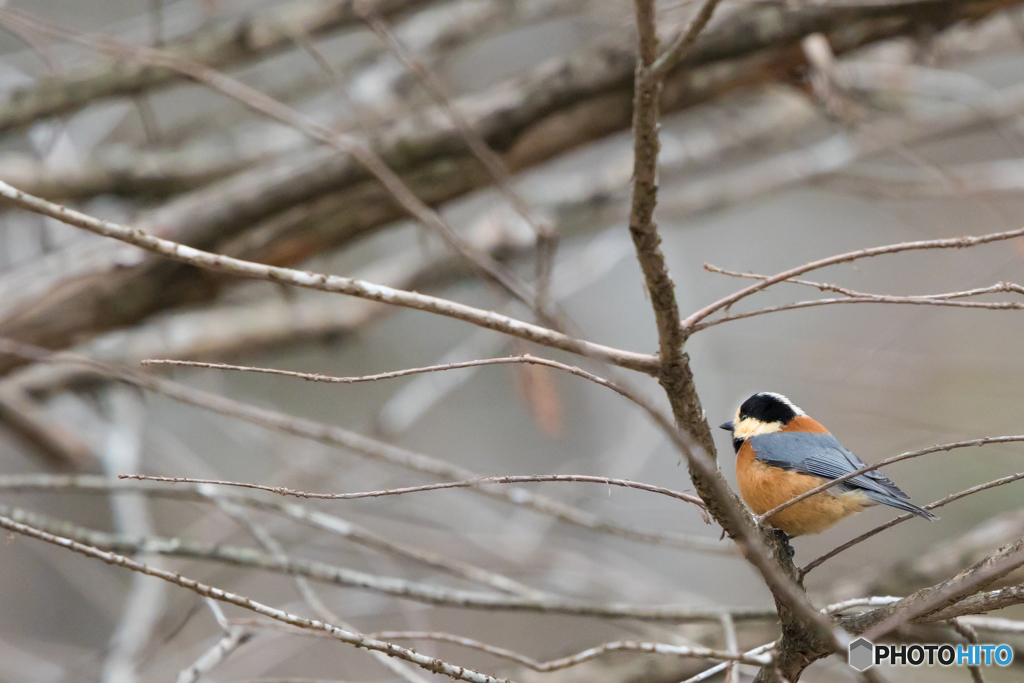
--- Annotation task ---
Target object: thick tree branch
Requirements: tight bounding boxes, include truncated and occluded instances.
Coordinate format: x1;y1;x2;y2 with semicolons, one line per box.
0;0;435;133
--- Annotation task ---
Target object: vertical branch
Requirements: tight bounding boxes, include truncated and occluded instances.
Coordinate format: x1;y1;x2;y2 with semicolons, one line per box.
628;0;714;458
625;5;857;681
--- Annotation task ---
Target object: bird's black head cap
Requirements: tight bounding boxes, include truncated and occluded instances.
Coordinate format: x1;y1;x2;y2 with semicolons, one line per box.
738;392;803;426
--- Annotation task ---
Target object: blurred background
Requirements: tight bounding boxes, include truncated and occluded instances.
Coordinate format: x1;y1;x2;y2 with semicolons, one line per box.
0;0;1023;681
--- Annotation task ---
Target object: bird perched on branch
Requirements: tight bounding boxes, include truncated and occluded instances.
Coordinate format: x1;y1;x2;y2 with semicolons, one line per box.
720;392;937;538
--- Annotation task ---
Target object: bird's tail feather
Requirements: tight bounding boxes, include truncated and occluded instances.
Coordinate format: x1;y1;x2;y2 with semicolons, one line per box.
866;491;938;521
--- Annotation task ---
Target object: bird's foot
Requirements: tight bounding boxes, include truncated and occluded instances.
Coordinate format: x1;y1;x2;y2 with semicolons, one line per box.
773;528;795;559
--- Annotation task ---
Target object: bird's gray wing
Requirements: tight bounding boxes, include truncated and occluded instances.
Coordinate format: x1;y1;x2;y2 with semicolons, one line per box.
747;431;910;500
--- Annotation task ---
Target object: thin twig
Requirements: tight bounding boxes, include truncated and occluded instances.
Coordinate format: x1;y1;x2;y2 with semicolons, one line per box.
683;228;1024;329
141;351;713;524
691;295;1024;332
118;473;708;514
364;631;772;669
705;266;1024;301
757;436;1024;525
647;0;722;78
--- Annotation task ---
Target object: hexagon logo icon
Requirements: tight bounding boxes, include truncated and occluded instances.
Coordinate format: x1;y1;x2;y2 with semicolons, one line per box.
849;638;875;671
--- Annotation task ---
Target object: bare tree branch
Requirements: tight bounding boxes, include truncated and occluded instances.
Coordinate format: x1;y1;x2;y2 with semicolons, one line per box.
117;472;709;514
0;183;659;373
0;512;518;683
684;227;1024;330
0;0;1016;370
362;630;773;669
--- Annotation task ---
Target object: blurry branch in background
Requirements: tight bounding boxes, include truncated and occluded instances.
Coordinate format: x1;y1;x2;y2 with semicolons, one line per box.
211;500;438;683
98;387;163;683
0;0;437;133
355;1;561;304
0;8;551;315
0;474;573;598
175;599;254;683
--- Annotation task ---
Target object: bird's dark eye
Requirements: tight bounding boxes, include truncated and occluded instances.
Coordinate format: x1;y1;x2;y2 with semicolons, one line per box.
732;437;743;453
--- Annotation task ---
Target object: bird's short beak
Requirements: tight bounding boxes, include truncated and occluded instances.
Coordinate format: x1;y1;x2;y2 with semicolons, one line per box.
719;421;734;432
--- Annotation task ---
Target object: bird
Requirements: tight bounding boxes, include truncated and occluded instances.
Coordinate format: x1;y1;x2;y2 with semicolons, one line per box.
720;392;937;538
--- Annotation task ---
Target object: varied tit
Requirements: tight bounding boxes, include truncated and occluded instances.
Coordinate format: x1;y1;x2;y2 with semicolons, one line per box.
720;392;937;537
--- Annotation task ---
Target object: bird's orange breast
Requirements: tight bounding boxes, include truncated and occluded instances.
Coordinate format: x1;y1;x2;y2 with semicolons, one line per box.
736;439;872;536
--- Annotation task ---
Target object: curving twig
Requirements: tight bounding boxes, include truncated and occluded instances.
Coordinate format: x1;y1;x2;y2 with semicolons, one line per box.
118;473;708;515
683;227;1024;329
363;630;772;669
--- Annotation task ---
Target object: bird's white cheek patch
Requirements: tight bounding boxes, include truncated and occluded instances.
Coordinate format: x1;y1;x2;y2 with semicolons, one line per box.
733;417;783;440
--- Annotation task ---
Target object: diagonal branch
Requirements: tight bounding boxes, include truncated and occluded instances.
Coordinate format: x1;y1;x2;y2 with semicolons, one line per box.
0;512;515;683
0;184;658;374
627;5;856;681
0;6;541;313
851;536;1024;640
